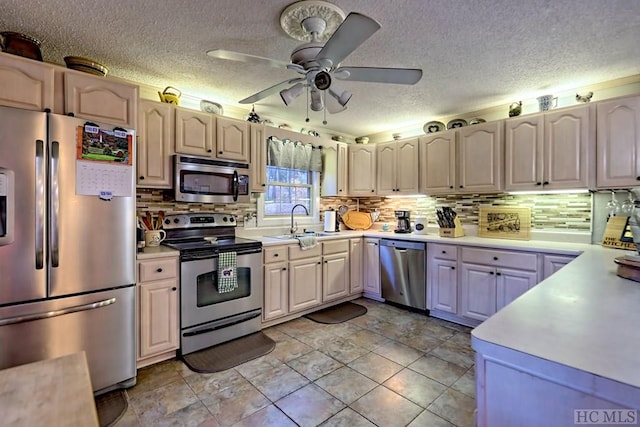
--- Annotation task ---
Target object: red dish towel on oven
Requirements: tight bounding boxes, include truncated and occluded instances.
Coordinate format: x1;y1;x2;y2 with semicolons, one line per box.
217;252;238;293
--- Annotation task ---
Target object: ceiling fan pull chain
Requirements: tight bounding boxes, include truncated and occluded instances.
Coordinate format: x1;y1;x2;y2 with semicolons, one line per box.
305;85;310;122
323;91;328;125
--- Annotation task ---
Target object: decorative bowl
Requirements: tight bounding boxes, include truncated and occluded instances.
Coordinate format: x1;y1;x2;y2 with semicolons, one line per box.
200;100;223;115
64;56;108;77
423;121;445;133
355;136;369;144
0;32;42;61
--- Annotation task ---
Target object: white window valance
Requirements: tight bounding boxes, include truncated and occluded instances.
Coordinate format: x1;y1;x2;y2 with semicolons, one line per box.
267;136;322;172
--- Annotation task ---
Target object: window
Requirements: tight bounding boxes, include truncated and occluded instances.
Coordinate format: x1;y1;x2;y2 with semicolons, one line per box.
257;165;320;228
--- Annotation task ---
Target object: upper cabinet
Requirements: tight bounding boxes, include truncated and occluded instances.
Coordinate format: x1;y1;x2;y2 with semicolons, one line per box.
321;140;348;197
250;123;267;192
348;144;377;195
0;52;54;111
137;99;173;188
505;104;594;191
419;130;456;194
174;106;215;156
458;121;503;193
216;116;250;162
596;95;640;189
376;137;419;195
64;71;139;128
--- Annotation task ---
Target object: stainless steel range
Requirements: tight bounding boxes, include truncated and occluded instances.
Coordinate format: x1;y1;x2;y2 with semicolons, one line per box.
162;213;263;355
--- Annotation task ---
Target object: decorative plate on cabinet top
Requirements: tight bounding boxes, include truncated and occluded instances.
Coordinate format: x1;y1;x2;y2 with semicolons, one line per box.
447;118;467;129
200;100;223;115
423;121;445;134
469;118;486;125
64;56;109;76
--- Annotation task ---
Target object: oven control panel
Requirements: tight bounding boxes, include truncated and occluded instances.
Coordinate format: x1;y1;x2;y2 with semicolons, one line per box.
163;213;236;229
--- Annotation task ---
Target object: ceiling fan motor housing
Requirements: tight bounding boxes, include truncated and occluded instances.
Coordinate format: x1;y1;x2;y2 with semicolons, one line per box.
314;71;331;90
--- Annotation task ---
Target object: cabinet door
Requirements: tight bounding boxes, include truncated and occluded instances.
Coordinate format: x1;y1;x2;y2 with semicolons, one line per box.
596;95;640;188
429;258;458;313
505;114;544;190
397;138;420;194
137;100;173;188
174;107;215;156
496;268;538;311
323;253;349;302
542;254;576;280
138;279;178;359
321;140;339;196
348;145;376;195
458;121;503;193
460;263;496;321
544;104;594;190
363;238;381;297
419;131;456;194
250;123;267;192
0;53;55;111
64;72;138;128
263;261;288;320
216;116;249;162
337;143;348;196
289;257;322;312
376;141;397;195
349;238;363;294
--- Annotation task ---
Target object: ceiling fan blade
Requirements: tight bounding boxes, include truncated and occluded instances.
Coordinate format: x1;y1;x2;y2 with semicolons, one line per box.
326;96;347;114
315;13;381;68
239;78;304;104
207;49;289;69
335;67;423;85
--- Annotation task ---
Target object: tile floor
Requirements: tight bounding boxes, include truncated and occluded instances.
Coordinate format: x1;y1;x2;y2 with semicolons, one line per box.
114;298;476;427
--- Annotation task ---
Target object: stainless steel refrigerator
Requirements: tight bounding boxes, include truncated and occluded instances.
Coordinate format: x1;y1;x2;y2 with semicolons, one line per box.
0;105;136;394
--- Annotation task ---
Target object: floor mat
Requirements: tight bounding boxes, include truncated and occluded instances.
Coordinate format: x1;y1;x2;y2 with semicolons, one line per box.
182;332;276;373
95;389;127;427
305;301;368;324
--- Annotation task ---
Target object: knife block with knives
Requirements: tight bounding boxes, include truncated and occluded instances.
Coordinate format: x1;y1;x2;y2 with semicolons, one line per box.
436;207;464;238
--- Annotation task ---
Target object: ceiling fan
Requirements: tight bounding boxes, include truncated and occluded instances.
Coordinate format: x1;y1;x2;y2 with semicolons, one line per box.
206;0;422;117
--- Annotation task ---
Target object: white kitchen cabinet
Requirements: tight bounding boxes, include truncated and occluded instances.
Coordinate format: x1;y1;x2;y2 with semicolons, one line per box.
250;123;267;192
137;99;173;188
363;238;381;299
174;106;215;156
349;238;364;294
216;116;250;162
460;263;496;322
543;104;595;190
348;144;377;195
504;113;544;191
264;261;289;320
0;52;55;112
419;130;456;194
427;243;458;314
64;71;139;128
596;95;640;189
137;255;179;368
376;137;419;195
458;120;503;193
495;267;538;311
322;240;350;302
289;256;322;312
321;140;348;197
542;253;577;280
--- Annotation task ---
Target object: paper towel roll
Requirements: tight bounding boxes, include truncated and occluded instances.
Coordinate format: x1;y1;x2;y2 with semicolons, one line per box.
414;216;427;235
324;211;337;232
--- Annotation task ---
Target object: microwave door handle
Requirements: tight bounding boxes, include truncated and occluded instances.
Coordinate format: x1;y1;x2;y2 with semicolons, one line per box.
50;141;60;268
232;170;239;202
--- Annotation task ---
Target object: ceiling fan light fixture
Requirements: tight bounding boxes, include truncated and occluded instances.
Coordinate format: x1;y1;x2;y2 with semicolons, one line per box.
280;82;305;105
328;85;352;106
310;88;324;111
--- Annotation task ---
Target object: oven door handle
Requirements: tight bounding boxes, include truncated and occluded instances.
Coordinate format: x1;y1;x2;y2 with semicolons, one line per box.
232;170;239;202
182;311;261;337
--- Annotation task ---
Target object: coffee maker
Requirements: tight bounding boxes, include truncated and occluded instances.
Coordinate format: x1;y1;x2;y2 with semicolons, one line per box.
394;210;411;233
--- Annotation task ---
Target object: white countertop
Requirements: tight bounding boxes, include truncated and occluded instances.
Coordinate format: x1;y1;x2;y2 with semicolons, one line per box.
136;245;180;260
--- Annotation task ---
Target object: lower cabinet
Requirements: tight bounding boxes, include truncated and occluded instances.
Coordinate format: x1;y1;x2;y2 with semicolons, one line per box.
427;243;458;314
136;255;179;368
542;253;577;280
322;240;350;302
363;238;381;299
289;256;322;311
263;246;289;321
349;238;364;294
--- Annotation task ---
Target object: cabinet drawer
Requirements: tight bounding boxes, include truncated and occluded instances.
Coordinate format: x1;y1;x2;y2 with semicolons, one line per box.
428;243;457;261
264;246;288;263
323;239;349;255
461;247;537;270
289;244;322;260
138;258;178;282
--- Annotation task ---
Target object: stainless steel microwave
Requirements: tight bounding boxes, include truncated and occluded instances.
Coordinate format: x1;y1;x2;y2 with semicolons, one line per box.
174;155;251;204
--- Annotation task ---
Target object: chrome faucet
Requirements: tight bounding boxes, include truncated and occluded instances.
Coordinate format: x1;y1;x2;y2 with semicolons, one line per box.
290;204;309;235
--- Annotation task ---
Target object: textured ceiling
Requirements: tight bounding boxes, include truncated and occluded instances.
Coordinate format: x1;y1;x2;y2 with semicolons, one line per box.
1;0;640;138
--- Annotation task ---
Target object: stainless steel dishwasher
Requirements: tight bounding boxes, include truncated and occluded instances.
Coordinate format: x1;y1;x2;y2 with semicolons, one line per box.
379;239;427;310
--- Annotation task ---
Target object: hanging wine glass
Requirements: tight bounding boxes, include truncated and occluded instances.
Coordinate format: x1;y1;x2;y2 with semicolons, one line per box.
620;192;635;216
606;191;620;219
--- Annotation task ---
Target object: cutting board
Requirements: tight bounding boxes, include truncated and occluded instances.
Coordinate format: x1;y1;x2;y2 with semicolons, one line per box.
342;210;373;230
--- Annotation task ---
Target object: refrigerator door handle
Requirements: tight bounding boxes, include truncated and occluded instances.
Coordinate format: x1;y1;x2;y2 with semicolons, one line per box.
50;140;60;267
0;297;116;326
35;139;45;269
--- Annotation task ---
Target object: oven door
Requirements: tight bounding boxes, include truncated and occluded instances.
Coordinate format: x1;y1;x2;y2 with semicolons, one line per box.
180;250;262;329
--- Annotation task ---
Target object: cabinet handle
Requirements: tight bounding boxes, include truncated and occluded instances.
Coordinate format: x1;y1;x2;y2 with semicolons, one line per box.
371;189;375;192
449;186;454;189
207;149;212;153
535;182;541;186
496;272;502;276
493;256;498;261
262;183;266;187
139;176;144;180
442;250;446;254
489;271;494;275
219;151;223;155
543;181;549;185
339;189;343;192
282;267;287;271
274;253;279;257
637;176;640;181
172;287;177;291
156;268;163;273
451;266;455;270
317;262;321;264
324;261;328;263
459;185;463;188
